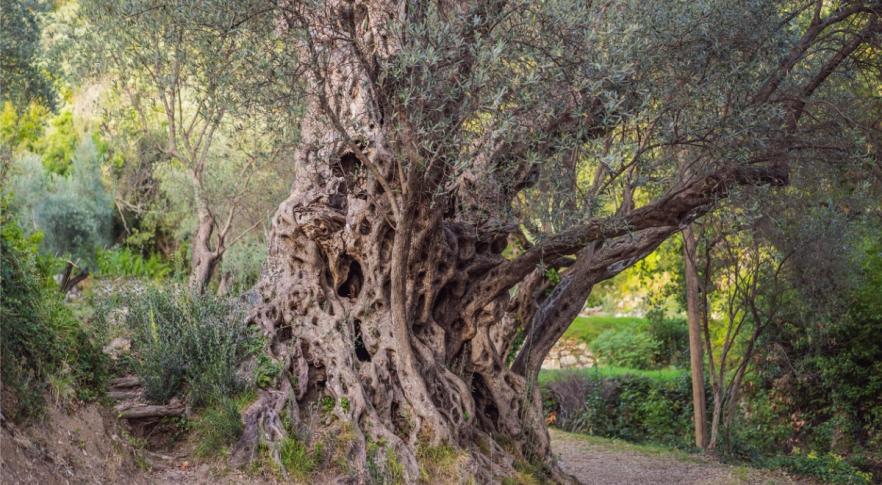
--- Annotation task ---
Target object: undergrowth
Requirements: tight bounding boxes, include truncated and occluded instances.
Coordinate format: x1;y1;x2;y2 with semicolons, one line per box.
0;202;108;421
94;285;259;407
192;397;244;458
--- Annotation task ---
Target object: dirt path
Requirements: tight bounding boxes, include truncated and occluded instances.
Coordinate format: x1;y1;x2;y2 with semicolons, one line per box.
550;429;808;485
3;404;809;485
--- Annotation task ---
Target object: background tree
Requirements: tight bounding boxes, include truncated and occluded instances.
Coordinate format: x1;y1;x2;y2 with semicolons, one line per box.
235;0;880;481
685;211;794;450
7;139;114;291
81;0;290;293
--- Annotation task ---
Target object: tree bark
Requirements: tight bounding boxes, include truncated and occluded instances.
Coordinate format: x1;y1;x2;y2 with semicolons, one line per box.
683;226;708;449
217;271;233;297
188;207;221;294
709;388;723;450
59;260;89;294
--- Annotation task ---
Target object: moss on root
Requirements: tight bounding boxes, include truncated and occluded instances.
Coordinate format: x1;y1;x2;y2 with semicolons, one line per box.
417;443;470;484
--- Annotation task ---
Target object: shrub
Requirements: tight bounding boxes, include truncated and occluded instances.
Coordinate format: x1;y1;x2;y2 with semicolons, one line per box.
645;310;689;368
40;110;78;175
542;370;697;448
0;203;108;421
254;353;282;389
0;101;48;152
95;285;258;406
747;237;882;480
590;329;660;369
716;390;794;462
8;139;113;266
764;451;872;484
217;239;267;295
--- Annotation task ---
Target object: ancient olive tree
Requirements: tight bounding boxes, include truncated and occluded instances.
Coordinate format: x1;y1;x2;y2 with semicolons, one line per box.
235;0;880;482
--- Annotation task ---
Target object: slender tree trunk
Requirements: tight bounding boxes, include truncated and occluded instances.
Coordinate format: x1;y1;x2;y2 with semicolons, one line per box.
709;386;723;449
683;226;708;449
189;208;221;294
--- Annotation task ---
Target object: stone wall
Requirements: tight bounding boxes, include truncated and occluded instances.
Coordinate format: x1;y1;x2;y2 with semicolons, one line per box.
542;339;595;369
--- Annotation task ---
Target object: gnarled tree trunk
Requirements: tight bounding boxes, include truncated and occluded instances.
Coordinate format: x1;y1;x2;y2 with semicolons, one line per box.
232;6;565;482
235;27;705;485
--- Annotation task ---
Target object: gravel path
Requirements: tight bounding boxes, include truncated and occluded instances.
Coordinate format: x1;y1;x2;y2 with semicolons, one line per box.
550;429;808;485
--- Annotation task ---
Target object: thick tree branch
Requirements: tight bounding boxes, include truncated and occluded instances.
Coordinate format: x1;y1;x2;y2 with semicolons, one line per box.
467;163;787;315
510;225;677;379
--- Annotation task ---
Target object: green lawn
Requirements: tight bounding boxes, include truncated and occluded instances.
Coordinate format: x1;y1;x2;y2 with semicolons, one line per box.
561;315;647;343
542;314;686;385
538;365;687;385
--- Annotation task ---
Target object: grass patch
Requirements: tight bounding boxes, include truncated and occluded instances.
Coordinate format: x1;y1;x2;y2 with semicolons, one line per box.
538;365;687;386
502;460;548;485
501;471;541;485
562;315;647;344
279;436;318;481
367;440;406;485
192;398;244;458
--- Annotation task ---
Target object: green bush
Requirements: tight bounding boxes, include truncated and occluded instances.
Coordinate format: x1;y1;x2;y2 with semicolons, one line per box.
542;370;697;448
8;139;113;266
590;329;660;369
40;110;78;175
715;390;793;462
764;451;872;484
1;101;49;153
0;203;108;421
748;237;882;480
645;310;689;368
217;239;267;295
96;286;258;406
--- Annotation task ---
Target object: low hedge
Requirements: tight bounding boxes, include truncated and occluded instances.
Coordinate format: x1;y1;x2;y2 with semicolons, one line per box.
541;368;700;449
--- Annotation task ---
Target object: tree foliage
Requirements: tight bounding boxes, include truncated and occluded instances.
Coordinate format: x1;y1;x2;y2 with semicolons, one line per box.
7;138;113;266
0;0;57;110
